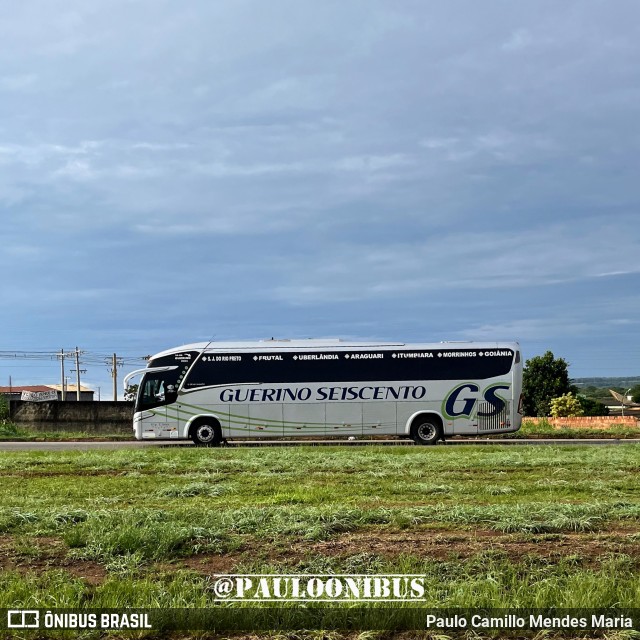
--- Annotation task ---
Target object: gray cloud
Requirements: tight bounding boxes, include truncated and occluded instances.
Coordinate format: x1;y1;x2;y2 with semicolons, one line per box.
269;217;640;304
2;0;640;389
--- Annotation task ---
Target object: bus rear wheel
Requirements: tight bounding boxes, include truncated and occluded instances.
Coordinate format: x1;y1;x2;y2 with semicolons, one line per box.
190;419;222;447
411;416;442;446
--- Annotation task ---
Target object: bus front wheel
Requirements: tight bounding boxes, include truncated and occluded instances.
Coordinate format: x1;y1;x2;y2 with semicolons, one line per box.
411;417;442;446
190;420;222;447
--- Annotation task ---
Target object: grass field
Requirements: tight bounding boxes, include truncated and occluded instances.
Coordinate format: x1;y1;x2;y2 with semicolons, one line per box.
0;445;638;638
1;417;639;442
0;422;131;441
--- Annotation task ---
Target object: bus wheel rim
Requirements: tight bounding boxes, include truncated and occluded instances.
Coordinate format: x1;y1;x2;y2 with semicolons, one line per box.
417;423;435;440
197;425;214;442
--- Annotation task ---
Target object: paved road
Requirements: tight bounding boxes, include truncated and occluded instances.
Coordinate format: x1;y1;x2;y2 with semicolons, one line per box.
0;438;639;451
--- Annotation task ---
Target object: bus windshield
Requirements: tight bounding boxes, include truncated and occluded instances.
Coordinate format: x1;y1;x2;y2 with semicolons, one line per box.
136;371;179;411
132;350;199;412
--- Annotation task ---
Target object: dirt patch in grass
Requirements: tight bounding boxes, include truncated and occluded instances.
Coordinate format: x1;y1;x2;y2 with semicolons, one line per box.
153;525;640;575
3;525;638;583
162;553;241;574
0;536;107;585
302;526;640;565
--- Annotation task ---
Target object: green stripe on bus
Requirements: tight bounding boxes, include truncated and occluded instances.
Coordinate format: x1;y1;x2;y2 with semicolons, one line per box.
178;400;332;427
147;405;329;433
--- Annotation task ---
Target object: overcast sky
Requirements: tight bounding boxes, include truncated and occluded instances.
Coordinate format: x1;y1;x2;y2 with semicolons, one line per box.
2;0;639;396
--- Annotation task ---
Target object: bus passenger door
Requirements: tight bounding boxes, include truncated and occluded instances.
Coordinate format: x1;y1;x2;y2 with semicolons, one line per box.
151;405;174;439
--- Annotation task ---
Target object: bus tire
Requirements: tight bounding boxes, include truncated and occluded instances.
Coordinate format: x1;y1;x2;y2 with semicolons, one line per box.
411;416;442;446
189;419;222;447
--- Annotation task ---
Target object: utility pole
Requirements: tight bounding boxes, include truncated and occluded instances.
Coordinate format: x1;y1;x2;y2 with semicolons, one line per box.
58;349;66;401
108;354;124;401
75;347;81;401
112;353;118;401
70;347;86;401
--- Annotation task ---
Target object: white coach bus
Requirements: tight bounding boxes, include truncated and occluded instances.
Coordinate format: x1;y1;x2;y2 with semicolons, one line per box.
124;339;523;446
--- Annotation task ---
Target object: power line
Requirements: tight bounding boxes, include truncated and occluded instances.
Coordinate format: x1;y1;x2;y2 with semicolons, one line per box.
0;349;148;399
0;350;147;365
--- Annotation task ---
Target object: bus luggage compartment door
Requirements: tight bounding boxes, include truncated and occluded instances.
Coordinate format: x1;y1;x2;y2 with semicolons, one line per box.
283;402;325;438
248;403;284;437
363;402;397;436
325;402;363;437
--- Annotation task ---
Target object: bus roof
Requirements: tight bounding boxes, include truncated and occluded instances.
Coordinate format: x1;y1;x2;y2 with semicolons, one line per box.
150;339;520;360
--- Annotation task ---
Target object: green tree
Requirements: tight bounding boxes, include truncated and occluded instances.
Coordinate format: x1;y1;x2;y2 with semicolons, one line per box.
630;385;640;404
522;351;573;416
124;383;139;402
550;393;584;417
0;394;9;423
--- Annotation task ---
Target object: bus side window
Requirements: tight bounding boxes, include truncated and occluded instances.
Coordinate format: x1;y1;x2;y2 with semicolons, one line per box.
142;378;163;406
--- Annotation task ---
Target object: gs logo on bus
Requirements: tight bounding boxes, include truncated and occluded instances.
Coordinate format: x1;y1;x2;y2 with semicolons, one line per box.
443;383;510;419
